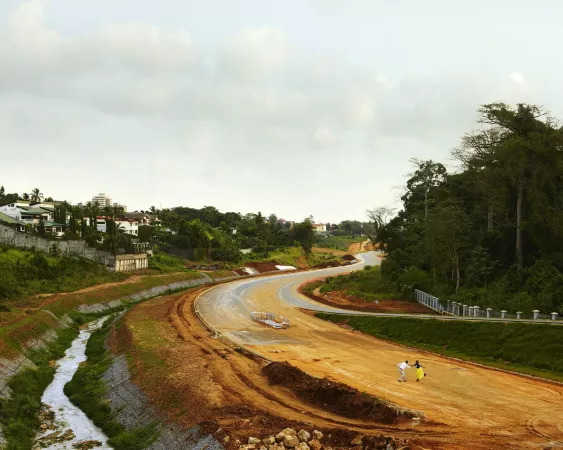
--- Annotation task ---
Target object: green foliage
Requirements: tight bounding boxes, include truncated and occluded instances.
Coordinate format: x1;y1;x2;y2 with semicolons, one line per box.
317;266;397;300
372;102;563;313
315;235;360;251
148;250;189;272
316;314;563;380
64;318;159;449
292;220;314;254
0;327;78;449
0;246;126;301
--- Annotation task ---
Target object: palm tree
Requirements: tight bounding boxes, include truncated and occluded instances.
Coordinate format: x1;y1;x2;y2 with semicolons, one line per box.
30;188;43;204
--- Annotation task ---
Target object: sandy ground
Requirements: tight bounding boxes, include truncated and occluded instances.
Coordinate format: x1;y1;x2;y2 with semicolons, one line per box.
195;252;563;449
119;290;439;449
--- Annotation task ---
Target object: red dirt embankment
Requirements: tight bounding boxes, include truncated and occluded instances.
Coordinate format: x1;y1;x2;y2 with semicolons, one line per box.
262;362;409;423
298;283;433;314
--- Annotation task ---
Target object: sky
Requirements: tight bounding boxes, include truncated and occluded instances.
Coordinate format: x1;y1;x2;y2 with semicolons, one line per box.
1;0;563;223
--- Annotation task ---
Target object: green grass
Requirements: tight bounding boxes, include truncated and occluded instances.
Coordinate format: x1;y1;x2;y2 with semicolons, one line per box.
317;265;399;301
316;314;563;382
148;251;191;273
248;246;338;268
64;317;159;449
0;246;127;304
314;235;361;251
0;327;78;449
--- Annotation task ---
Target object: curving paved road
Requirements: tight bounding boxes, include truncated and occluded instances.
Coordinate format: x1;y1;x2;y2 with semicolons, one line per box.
195;251;563;448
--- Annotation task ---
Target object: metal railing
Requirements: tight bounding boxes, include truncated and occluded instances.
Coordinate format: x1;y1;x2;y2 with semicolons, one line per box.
414;289;561;322
250;311;290;329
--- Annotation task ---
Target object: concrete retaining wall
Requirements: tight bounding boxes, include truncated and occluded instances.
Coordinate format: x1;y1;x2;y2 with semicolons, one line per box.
103;353;224;450
0;224;115;267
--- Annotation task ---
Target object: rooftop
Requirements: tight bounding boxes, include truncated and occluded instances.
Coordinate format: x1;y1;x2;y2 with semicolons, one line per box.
43;221;65;227
0;211;26;226
21;208;51;215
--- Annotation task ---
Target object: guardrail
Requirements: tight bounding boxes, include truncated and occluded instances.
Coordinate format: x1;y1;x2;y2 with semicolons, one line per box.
414;289;561;322
250;311;290;329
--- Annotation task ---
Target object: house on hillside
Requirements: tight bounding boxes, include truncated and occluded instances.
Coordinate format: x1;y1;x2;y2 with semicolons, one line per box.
0;203;23;221
42;221;65;237
83;216;139;236
20;208;54;225
116;218;139;236
0;202;64;236
312;223;327;233
0;211;26;232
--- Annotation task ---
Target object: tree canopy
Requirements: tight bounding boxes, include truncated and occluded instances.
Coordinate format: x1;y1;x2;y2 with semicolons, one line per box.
372;103;563;314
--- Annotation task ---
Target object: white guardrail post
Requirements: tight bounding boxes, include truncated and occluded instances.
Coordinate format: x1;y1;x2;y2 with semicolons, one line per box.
414;289;562;322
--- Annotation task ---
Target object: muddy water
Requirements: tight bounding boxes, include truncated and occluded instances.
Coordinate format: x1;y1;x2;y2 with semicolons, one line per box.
36;317;112;449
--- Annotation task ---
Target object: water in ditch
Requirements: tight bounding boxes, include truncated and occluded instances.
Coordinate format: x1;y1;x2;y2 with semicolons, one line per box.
35;316;112;449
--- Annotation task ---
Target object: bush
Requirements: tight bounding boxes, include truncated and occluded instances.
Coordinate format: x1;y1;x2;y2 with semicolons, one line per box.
0;246;125;300
315;266;398;300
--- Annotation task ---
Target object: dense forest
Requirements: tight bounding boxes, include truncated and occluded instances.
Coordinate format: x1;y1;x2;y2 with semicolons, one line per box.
371;103;563;314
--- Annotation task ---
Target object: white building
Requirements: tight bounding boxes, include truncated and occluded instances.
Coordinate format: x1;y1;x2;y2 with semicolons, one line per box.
312;223;327;233
0;203;23;221
116;219;138;236
92;193;113;207
83;216;138;236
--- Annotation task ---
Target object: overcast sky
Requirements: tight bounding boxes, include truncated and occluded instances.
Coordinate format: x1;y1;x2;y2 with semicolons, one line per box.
1;0;562;222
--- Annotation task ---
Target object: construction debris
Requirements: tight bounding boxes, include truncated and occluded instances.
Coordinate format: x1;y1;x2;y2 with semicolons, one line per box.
241;428;408;450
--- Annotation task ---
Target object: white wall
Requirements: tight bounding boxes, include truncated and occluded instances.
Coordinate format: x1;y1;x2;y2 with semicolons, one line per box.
0;205;22;220
116;220;138;236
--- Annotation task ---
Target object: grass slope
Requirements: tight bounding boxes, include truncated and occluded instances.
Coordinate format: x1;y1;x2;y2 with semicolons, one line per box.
315;235;362;252
0;246;126;303
316;314;563;382
310;265;398;301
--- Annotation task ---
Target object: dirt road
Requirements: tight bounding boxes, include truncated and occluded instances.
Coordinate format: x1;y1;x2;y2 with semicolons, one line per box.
195;252;563;449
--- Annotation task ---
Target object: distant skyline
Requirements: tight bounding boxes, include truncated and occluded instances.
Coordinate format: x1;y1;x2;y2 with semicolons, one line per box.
2;0;563;222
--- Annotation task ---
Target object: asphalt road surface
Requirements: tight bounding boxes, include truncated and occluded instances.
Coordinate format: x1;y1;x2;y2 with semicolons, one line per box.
196;252;563;448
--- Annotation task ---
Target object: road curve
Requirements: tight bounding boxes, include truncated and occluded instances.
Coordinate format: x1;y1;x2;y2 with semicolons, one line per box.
195;251;563;448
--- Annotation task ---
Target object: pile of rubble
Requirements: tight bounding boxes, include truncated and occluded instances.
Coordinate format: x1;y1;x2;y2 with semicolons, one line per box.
238;428;410;450
34;429;75;448
33;403;102;449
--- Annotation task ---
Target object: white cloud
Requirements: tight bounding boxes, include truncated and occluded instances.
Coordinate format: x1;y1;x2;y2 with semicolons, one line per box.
222;26;291;80
0;0;556;222
310;126;339;149
510;72;526;84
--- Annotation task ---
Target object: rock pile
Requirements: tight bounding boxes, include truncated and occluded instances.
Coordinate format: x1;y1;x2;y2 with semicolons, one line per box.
239;428;410;450
33;403;103;449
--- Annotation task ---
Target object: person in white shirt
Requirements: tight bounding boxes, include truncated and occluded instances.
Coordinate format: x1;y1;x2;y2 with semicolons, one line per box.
397;360;410;382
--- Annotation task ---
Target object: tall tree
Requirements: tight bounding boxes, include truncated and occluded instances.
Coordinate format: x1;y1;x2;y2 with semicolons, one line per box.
30;188;43;204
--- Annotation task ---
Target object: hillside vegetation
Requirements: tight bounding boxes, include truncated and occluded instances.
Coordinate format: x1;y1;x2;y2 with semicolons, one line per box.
304;265;396;301
371;103;563;314
314;235;363;252
0;246;126;304
316;314;563;381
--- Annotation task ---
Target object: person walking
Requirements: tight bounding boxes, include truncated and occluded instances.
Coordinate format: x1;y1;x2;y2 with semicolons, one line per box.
413;360;426;382
397;360;410;382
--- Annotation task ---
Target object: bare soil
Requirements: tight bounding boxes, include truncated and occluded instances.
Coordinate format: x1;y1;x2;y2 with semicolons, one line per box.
302;288;433;314
262;361;405;423
117;288;446;449
244;261;281;273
